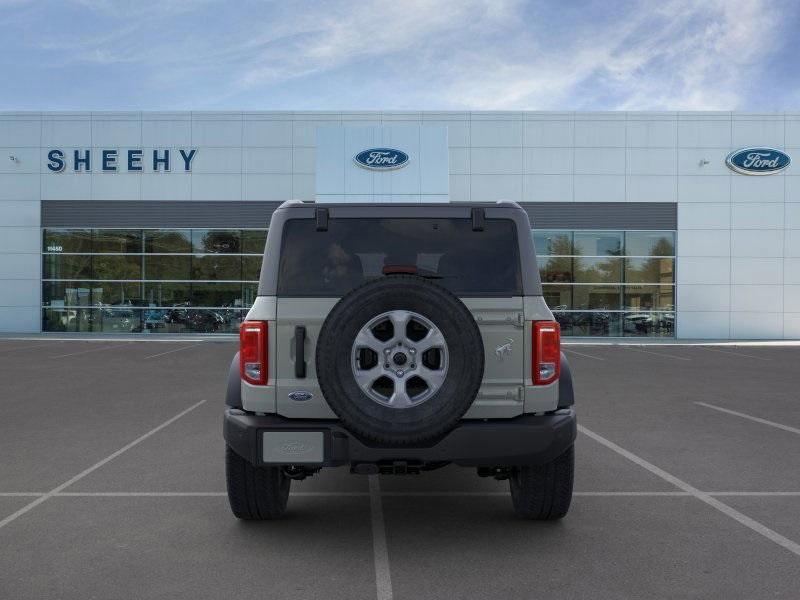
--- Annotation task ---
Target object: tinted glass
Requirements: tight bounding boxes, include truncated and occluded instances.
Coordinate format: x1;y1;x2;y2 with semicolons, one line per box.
92;255;142;280
533;231;572;256
93;230;142;253
624;258;674;284
192;229;240;253
557;312;621;337
191;282;243;307
43;229;91;253
144;255;191;280
277;218;522;296
538;256;573;283
624;285;674;311
573;285;622;310
43;254;92;279
192;255;242;280
623;312;675;337
144;230;191;253
625;232;675;256
43;281;142;306
541;284;572;310
574;231;622;256
143;282;191;306
242;256;262;281
242;230;268;254
573;257;622;283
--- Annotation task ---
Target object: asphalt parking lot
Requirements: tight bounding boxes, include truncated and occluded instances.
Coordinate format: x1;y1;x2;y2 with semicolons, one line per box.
1;338;799;599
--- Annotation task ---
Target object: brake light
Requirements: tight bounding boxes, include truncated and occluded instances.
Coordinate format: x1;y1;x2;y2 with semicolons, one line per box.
532;320;560;385
240;321;268;385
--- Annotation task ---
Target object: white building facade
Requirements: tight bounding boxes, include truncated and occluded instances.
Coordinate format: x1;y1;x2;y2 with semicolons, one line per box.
0;111;798;339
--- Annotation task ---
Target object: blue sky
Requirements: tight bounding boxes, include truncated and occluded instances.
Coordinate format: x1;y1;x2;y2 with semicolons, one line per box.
1;0;798;111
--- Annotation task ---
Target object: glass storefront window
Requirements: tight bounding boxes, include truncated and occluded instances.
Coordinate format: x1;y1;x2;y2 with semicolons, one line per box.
93;230;142;253
242;230;268;254
92;255;143;280
573;257;622;283
43;229;92;253
191;255;242;280
242;256;263;281
625;231;675;256
43;227;268;334
541;285;572;310
144;230;192;253
538;256;573;283
574;231;623;256
624;257;674;284
533;231;573;256
192;229;241;254
573;285;622;310
43;254;92;279
624;285;674;311
144;255;192;280
41;226;673;338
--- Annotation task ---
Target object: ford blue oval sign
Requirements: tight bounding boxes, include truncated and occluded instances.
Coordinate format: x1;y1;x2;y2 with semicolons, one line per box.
726;147;790;175
354;148;409;170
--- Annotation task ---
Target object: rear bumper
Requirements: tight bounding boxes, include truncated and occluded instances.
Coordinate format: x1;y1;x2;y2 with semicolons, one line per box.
223;408;576;468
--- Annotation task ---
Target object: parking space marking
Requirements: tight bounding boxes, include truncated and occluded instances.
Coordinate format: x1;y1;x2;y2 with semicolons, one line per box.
695;347;771;361
623;346;691;361
0;399;206;532
563;348;605;361
143;344;203;359
578;424;800;558
50;342;134;358
696;402;800;436
369;475;393;600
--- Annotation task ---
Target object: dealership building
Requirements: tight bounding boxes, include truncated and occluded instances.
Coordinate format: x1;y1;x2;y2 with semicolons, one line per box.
0;110;798;339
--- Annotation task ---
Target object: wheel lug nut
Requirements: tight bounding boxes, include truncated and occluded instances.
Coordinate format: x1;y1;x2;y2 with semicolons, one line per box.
409;348;416;354
396;370;404;377
410;363;416;369
384;363;390;368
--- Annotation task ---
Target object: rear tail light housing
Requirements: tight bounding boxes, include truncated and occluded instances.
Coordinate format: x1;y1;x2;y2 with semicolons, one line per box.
532;320;560;385
240;321;268;385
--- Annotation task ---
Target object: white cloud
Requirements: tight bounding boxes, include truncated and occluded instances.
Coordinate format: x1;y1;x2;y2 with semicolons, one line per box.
2;0;793;109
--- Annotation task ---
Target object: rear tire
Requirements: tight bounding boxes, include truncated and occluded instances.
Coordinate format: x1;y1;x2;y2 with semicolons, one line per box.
226;445;290;520
510;446;574;520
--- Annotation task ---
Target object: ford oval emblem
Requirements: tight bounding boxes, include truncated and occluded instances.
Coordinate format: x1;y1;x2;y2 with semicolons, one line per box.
354;148;409;170
288;390;313;402
725;147;790;175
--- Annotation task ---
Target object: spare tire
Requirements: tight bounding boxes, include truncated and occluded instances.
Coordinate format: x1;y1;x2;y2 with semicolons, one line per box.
316;275;484;445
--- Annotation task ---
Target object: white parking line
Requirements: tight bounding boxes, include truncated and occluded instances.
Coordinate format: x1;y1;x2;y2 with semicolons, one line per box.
50;342;133;358
143;344;202;360
369;475;393;600
695;347;771;361
578;424;800;558
0;400;206;531
563;348;605;361
696;402;800;436
623;346;691;361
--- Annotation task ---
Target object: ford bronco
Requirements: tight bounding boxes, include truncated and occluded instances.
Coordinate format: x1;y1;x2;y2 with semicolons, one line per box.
224;200;576;520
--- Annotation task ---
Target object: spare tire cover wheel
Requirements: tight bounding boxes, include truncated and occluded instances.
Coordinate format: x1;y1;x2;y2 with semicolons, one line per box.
316;275;484;445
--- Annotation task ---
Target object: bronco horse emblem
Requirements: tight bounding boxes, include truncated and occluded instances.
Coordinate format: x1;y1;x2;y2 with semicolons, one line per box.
495;338;513;361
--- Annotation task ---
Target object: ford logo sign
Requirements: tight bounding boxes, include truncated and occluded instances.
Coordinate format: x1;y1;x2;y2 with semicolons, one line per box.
726;147;790;175
354;148;409;170
288;390;313;402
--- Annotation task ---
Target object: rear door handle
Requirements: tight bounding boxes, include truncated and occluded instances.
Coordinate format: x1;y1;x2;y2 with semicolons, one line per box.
294;326;306;378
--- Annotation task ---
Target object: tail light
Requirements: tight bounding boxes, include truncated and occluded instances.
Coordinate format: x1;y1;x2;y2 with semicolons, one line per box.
532;320;560;385
240;321;268;385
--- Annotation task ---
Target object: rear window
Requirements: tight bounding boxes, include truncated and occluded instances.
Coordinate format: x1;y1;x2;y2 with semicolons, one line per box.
276;218;522;297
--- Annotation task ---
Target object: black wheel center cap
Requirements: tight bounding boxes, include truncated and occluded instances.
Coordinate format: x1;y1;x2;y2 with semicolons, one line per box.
392;352;408;366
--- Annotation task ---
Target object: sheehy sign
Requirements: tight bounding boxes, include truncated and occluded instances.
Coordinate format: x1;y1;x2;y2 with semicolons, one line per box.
46;148;197;172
